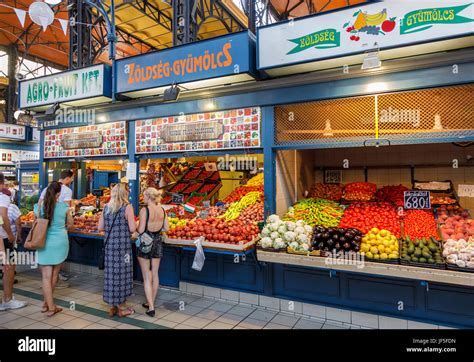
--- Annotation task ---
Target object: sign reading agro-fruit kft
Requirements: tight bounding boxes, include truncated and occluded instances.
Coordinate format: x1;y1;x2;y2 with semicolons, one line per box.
258;0;474;70
135;108;260;154
44;121;127;159
19;64;112;109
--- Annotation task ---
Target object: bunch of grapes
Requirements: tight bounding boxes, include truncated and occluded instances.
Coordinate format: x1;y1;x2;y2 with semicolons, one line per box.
360;26;381;35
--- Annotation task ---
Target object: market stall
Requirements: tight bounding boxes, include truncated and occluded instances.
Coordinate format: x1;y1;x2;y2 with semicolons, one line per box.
133;106;266;291
255;0;474;327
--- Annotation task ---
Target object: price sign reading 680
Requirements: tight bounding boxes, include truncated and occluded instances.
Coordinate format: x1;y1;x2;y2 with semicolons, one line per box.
404;191;431;209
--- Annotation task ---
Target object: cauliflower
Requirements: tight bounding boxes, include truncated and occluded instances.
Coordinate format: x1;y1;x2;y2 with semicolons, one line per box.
284;231;296;242
286;221;296;231
456;260;466;268
268;214;280;223
273;238;286;249
299;243;309;251
294;226;305;235
289;241;299;249
269;223;280;232
277;225;287;234
296;220;305;228
260;237;273;248
261;227;270;237
297;233;309;244
270;232;280;240
304;225;313;233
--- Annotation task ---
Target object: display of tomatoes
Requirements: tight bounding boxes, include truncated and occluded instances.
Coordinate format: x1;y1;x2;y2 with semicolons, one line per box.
403;210;439;239
339;202;401;237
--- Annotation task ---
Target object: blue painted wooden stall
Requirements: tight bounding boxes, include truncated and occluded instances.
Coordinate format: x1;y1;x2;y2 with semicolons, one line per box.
38;60;474;327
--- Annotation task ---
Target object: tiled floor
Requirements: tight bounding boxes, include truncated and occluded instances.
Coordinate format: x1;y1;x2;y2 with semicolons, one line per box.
0;269;446;330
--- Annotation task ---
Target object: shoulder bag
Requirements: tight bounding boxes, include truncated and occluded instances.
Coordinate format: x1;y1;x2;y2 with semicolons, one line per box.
24;205;49;250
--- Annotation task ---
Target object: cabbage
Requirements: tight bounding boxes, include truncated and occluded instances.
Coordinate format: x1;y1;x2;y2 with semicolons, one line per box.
294;226;305;235
284;231;296;242
296;220;305;228
261;227;270;237
297;233;309;244
268;214;280;223
273;238;286;249
286;221;296;231
277;225;287;234
260;237;273;248
304;225;313;233
270;232;280;240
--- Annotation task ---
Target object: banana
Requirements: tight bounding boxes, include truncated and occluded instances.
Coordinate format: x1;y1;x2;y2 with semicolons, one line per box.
364;8;387;26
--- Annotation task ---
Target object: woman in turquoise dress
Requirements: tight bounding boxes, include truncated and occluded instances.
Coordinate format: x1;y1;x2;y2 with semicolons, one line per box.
34;181;73;317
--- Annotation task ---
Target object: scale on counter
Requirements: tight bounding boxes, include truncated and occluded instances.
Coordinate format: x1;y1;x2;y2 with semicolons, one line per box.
92;189;104;210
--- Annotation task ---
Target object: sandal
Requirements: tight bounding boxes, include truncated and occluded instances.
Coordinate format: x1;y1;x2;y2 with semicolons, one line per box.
46;307;63;317
41;303;48;313
108;306;118;317
117;307;135;318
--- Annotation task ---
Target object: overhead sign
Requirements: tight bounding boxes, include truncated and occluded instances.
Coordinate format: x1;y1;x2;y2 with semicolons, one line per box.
116;31;256;96
19;64;112;110
0;149;39;165
44;121;127;159
0;124;26;141
258;0;474;70
135;107;261;154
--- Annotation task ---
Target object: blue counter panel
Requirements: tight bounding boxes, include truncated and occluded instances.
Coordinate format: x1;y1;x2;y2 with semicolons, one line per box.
67;235;101;267
426;284;474;325
180;250;264;293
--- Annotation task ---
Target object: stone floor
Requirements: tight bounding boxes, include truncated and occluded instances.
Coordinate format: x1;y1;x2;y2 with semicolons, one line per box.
0;269;360;330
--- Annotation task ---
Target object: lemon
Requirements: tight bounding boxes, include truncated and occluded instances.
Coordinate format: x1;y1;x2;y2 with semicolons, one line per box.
389;253;397;259
377;245;385;253
362;236;369;243
383;240;390;247
373;254;380;259
380;230;388;237
370;246;379;255
361;244;370;253
380;253;388;260
375;239;382;246
368;233;377;240
365;251;373;259
371;228;380;234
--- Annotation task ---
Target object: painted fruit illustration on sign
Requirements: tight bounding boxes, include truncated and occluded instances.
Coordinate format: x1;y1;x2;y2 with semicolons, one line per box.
344;8;396;41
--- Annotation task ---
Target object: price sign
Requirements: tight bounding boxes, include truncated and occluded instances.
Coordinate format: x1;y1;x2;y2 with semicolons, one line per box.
202;200;210;209
458;184;474;198
172;193;184;204
199;209;209;219
404;191;431;209
168;212;176;218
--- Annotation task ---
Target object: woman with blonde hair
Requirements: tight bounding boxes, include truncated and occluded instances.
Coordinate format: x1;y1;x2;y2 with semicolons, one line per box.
98;183;137;317
137;187;169;317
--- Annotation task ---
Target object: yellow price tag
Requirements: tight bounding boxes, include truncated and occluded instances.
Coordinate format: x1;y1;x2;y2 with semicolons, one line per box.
32;174;39;183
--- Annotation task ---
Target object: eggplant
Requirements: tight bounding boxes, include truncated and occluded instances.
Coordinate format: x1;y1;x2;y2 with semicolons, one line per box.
317;241;325;250
343;242;351;250
351;239;359;248
353;244;360;252
314;226;325;233
339;236;346;244
353;235;362;243
322;233;330;240
323;247;330;252
337;228;345;234
327;228;335;235
334;242;341;251
332;234;339;241
344;232;354;240
326;239;334;248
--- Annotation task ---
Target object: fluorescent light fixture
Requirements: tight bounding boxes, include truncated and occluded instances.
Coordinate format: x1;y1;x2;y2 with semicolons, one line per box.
205;100;217;111
45;0;62;5
361;51;381;70
366;82;388;93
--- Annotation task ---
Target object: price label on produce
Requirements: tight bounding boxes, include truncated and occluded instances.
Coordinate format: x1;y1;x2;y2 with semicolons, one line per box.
172;193;184;204
202;200;210;209
404;191;431;210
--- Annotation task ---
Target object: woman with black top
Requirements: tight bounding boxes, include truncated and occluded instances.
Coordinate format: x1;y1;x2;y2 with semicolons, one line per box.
137;187;169;317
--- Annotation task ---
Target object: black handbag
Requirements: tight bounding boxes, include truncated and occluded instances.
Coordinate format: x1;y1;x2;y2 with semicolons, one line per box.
99;208;120;270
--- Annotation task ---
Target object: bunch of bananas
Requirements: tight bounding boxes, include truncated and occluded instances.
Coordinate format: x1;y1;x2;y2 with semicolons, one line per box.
246;173;264;186
169;217;188;229
364;9;387;26
223;191;261;221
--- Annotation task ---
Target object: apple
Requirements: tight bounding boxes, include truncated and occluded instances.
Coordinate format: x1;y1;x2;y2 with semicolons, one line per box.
381;18;396;32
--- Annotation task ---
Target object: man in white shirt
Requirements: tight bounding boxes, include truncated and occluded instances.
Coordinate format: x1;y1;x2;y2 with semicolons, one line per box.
0;173;27;310
39;169;74;206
